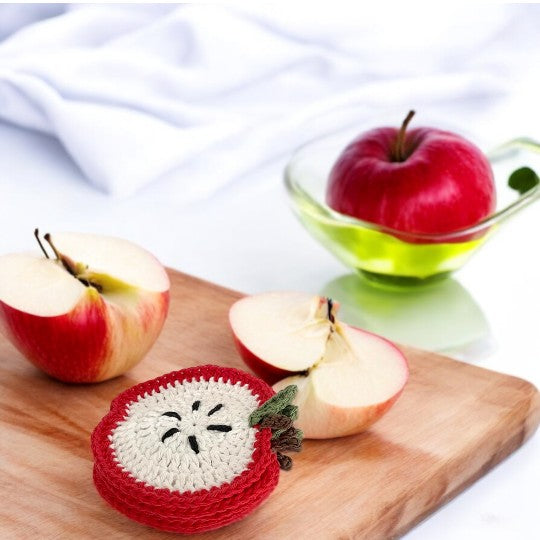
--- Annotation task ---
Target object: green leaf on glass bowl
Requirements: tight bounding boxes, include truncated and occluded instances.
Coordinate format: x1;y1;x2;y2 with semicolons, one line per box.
508;167;540;195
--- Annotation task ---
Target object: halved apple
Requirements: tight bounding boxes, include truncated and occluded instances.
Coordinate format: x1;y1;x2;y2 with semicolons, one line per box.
230;292;408;438
0;231;170;383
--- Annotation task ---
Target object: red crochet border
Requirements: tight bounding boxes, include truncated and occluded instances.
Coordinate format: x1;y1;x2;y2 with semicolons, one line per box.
91;365;280;533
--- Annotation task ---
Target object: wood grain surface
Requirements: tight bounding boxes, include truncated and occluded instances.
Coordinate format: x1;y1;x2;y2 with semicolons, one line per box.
1;270;539;539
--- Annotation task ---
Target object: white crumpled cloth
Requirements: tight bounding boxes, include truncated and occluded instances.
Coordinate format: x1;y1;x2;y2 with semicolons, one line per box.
0;4;538;199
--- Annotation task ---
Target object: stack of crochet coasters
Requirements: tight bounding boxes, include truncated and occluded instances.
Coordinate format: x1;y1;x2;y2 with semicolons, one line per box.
91;365;302;533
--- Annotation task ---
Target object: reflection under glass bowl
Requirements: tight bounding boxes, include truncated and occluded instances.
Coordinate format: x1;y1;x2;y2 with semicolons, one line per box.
285;131;540;286
321;273;492;358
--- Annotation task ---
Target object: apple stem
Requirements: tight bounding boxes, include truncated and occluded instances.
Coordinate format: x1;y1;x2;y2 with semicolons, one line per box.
270;426;303;452
39;232;103;292
276;452;293;471
43;233;78;278
327;298;335;324
34;229;50;259
260;413;293;431
394;110;415;162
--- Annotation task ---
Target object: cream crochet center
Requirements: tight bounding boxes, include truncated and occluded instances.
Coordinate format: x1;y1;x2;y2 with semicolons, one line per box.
109;377;259;493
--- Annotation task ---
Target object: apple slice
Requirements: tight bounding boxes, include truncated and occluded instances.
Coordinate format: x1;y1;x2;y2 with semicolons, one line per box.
230;292;408;438
272;324;408;438
0;231;170;383
230;292;339;384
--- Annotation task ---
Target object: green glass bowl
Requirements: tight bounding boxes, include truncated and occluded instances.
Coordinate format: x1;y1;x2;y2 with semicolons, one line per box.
285;131;540;286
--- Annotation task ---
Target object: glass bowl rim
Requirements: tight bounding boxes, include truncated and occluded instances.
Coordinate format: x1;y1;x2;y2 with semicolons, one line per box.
284;132;540;243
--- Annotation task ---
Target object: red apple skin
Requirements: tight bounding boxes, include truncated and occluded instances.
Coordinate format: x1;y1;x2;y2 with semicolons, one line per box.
231;334;295;385
0;288;169;383
326;127;496;237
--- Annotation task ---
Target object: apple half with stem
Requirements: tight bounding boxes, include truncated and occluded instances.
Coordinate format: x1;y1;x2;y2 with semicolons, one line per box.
0;230;170;383
230;292;408;438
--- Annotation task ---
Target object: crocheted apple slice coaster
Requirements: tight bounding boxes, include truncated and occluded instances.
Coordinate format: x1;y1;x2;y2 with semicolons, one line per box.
91;365;302;534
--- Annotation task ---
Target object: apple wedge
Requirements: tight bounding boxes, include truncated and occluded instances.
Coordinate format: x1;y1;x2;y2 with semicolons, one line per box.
230;292;338;384
0;231;170;383
230;292;408;438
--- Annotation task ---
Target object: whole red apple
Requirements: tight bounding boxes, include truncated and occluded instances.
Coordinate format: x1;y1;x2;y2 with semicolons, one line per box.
326;111;496;236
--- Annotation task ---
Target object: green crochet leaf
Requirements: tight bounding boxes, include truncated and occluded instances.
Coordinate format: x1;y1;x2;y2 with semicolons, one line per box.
272;426;303;441
249;385;297;427
281;404;298;421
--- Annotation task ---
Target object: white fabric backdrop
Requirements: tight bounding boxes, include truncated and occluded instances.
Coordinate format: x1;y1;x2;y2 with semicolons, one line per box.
1;4;539;199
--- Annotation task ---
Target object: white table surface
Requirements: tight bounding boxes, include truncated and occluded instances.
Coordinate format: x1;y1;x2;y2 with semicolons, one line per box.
0;119;538;539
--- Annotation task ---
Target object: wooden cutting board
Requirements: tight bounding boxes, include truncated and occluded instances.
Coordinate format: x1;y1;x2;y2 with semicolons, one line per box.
1;270;539;539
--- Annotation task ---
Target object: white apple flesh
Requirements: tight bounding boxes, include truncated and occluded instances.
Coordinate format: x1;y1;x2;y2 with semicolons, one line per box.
230;292;408;439
0;232;170;383
273;324;408;438
230;292;338;384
